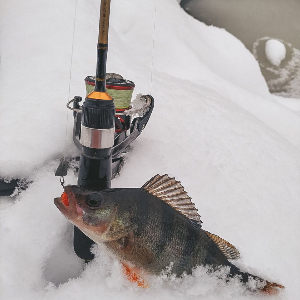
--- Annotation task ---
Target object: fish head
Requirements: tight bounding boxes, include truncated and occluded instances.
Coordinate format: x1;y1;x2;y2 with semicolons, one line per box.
54;186;136;243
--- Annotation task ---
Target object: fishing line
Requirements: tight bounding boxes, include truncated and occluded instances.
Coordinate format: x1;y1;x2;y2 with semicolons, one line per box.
59;0;78;185
67;0;79;103
150;0;158;95
65;0;78;139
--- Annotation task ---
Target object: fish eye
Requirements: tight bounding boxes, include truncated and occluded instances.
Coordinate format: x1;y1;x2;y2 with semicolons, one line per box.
86;193;103;208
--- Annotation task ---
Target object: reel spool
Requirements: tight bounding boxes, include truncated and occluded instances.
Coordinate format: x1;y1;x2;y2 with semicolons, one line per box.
85;73;135;132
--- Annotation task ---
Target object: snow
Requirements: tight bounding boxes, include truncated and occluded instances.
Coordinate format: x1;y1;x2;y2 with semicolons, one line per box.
265;39;286;66
1;0;300;299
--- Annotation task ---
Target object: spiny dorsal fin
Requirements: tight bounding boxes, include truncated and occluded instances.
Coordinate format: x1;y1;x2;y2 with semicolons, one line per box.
142;174;202;225
205;231;240;260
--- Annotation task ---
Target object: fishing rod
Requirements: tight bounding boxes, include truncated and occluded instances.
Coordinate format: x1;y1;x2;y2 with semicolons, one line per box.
57;0;154;261
77;0;114;191
72;0;115;261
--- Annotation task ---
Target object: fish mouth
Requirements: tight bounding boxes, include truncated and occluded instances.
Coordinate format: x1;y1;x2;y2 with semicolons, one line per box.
54;187;83;220
54;196;68;214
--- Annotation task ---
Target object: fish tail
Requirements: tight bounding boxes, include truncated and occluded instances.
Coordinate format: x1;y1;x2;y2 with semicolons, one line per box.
261;281;285;295
229;264;284;294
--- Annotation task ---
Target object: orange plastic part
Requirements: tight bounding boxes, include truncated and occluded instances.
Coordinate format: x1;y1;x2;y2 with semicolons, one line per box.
61;192;69;206
122;263;149;288
87;91;113;100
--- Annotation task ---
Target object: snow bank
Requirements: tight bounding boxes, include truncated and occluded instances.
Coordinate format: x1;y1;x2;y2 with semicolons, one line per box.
1;0;300;299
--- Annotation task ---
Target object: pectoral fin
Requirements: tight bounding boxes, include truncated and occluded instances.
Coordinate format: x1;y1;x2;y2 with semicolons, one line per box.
122;262;149;288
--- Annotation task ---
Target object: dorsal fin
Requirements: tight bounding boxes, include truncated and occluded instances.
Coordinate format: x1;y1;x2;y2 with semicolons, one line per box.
142;174;202;225
205;231;240;260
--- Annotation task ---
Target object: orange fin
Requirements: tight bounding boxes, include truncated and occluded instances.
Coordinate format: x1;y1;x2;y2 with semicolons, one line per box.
122;263;149;288
262;281;285;295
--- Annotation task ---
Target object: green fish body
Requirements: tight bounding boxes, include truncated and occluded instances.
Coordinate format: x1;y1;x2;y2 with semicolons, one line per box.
54;174;283;293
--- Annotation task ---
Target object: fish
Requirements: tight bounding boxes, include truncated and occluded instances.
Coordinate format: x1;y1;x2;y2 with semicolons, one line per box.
54;174;284;294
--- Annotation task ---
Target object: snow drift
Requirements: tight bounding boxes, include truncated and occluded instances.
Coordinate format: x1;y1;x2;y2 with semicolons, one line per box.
0;0;300;299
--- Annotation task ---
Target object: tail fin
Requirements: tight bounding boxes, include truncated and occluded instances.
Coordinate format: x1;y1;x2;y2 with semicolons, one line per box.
261;281;284;295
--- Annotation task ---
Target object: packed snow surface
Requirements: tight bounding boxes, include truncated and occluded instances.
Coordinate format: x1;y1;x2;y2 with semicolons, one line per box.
1;0;300;299
265;39;286;66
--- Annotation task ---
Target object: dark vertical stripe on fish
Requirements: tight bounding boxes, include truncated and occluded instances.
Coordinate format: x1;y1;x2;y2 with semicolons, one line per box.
177;224;198;274
203;235;226;266
135;190;151;237
154;201;175;257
